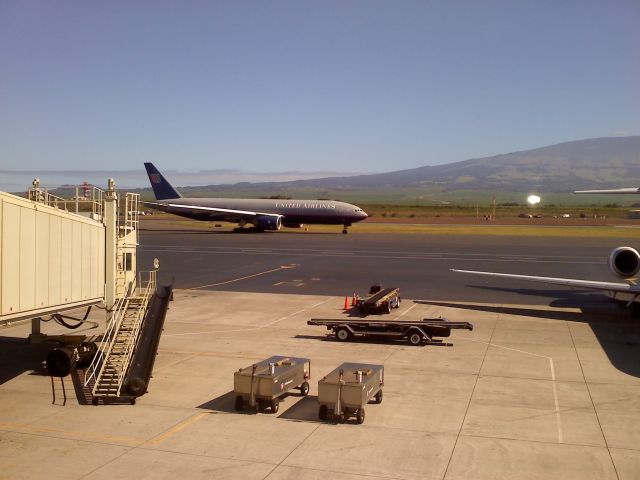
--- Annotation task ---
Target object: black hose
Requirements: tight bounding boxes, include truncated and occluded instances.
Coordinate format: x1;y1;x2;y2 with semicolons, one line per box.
53;306;94;329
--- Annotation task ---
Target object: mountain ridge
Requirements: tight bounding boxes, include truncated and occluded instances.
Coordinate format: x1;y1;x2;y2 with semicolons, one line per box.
178;136;640;194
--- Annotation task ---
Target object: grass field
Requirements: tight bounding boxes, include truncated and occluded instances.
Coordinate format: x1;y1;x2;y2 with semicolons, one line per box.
141;213;639;238
135;186;640;209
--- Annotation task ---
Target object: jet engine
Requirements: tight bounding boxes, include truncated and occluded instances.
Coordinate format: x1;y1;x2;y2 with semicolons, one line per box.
608;246;640;278
254;215;282;231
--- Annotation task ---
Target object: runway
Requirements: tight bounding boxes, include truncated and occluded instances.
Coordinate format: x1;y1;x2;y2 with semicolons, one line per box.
139;229;637;308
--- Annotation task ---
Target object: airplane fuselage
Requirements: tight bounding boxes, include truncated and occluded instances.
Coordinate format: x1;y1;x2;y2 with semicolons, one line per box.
149;197;368;226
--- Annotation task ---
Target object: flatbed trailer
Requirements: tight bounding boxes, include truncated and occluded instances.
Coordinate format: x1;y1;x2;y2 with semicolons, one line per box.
357;286;401;314
308;317;473;346
318;363;384;424
234;356;310;413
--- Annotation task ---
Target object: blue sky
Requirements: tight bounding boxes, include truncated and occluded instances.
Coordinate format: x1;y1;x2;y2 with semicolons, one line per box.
1;0;638;183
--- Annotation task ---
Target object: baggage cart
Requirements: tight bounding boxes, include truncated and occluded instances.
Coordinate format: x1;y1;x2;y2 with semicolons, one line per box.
357;285;401;314
317;362;383;424
308;317;473;346
234;356;310;413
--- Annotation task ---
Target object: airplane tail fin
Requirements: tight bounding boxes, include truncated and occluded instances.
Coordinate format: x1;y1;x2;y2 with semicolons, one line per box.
144;163;182;200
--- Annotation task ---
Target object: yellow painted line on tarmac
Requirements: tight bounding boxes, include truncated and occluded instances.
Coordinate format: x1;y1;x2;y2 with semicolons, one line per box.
147;412;209;445
189;264;298;290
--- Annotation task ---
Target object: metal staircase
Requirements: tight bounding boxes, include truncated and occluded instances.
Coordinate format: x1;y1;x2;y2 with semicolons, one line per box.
84;271;156;403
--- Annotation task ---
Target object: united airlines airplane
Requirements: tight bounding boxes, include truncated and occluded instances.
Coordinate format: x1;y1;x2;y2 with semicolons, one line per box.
143;163;368;233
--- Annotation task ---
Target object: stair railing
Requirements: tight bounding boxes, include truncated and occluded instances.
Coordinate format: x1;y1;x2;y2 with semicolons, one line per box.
83;281;134;387
111;270;156;395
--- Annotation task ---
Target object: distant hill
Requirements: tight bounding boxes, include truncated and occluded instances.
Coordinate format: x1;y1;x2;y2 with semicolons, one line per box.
173;136;640;196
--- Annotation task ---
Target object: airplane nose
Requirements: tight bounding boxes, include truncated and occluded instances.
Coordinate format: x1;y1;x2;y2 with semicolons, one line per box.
361;210;368;219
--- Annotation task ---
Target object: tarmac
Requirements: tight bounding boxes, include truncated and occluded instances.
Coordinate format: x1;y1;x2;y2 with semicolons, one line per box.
1;230;640;479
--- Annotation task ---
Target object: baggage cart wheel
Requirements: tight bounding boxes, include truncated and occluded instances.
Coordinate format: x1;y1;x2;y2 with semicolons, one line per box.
374;390;383;404
300;381;310;396
270;398;280;414
319;404;328;421
356;408;365;424
234;396;243;411
385;302;392;314
408;332;422;346
336;327;352;342
395;297;401;308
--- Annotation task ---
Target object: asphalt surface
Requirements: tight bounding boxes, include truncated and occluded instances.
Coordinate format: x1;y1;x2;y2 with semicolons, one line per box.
139;229;639;308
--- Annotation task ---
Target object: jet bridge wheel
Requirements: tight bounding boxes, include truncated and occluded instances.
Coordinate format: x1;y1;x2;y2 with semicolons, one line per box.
76;342;98;368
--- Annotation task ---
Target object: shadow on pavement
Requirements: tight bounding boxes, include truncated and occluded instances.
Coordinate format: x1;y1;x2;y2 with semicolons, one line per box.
0;336;51;385
415;298;640;378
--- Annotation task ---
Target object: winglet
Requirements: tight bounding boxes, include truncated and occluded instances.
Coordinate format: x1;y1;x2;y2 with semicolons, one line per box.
144;163;182;200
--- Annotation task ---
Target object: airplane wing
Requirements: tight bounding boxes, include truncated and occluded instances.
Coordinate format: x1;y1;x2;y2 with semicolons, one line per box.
574;188;640;194
143;201;281;220
451;269;640;294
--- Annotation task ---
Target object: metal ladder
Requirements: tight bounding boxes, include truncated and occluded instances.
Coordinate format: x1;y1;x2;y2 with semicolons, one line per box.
84;271;156;401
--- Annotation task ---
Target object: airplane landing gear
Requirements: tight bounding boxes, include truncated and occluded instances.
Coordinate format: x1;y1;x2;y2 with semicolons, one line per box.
342;228;348;234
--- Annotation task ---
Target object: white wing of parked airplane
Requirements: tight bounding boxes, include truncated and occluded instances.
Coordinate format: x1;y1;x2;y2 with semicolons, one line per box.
574;187;640;194
451;269;640;295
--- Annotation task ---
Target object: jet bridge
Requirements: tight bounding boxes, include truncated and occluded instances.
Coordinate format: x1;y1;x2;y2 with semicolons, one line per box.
1;177;166;403
0;178;139;330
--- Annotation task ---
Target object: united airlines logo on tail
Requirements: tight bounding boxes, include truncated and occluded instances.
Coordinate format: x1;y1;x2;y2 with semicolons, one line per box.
150;173;161;184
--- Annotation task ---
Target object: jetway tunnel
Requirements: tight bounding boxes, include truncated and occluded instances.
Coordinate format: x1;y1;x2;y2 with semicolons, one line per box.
1;177;166;404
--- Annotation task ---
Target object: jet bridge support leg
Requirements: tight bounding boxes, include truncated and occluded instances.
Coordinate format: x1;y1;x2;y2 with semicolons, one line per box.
29;318;45;343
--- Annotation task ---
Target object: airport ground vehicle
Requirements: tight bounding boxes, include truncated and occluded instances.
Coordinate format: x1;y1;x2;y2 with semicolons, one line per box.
233;356;310;413
356;285;400;314
308;317;473;345
318;363;383;424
